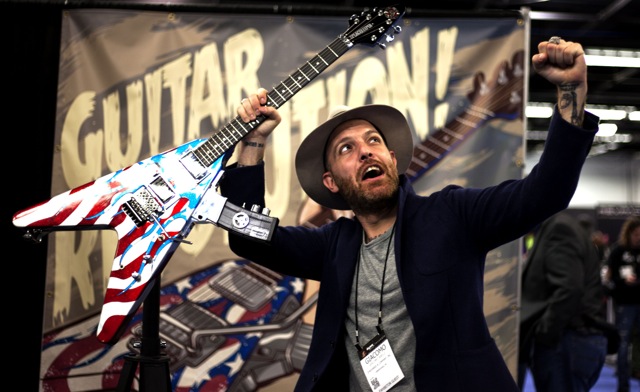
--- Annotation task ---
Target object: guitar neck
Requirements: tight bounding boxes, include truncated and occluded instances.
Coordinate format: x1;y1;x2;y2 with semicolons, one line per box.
406;105;494;180
194;37;352;167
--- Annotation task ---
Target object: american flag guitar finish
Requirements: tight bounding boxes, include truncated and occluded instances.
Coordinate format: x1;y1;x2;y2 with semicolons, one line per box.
12;5;405;345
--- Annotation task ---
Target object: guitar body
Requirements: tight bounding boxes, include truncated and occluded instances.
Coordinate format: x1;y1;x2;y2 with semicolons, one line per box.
12;5;406;345
14;138;228;343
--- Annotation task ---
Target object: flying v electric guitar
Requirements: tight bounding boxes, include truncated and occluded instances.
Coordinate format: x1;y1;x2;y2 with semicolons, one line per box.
12;5;405;345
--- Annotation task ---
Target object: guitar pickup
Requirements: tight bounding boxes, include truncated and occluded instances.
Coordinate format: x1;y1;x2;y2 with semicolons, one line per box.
179;150;208;179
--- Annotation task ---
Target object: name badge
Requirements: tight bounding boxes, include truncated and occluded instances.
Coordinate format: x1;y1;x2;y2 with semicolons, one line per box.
358;333;404;392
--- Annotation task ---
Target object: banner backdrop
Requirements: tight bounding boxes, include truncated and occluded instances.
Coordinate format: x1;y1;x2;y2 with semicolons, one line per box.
39;8;527;391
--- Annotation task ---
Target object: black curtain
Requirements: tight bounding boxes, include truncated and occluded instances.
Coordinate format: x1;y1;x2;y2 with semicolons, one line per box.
2;2;60;390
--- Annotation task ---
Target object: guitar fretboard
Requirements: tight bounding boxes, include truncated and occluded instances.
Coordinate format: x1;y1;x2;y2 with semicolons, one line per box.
406;105;493;180
192;38;352;168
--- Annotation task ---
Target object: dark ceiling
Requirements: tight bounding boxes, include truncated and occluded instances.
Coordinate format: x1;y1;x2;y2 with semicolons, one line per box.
211;0;640;157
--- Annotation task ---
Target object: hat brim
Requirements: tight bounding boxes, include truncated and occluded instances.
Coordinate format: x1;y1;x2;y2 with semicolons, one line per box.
295;104;413;210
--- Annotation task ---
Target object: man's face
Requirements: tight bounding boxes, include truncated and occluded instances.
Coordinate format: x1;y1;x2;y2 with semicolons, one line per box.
321;119;399;213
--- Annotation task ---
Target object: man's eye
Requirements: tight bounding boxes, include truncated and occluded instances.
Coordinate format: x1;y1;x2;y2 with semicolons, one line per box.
339;144;351;154
370;136;382;144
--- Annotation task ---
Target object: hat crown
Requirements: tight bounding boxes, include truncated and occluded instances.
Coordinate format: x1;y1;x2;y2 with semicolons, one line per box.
327;105;352;121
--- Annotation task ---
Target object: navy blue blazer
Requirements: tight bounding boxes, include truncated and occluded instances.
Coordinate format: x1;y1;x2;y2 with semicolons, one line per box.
219;107;598;391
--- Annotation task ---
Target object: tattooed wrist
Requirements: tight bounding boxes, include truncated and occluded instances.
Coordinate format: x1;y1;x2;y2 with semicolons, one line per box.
558;82;584;126
243;141;265;148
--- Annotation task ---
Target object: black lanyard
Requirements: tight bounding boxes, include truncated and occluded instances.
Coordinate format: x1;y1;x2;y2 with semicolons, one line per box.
354;224;396;352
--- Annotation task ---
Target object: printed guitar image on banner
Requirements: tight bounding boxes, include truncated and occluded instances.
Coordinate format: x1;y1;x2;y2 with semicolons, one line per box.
12;5;527;391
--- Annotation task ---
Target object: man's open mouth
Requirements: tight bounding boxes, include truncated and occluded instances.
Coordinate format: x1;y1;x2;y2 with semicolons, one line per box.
362;165;383;180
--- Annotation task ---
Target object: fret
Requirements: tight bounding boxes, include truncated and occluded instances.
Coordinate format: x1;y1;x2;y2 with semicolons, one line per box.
315;53;330;67
414;144;442;160
409;156;437;173
197;143;213;164
299;63;316;78
326;44;340;58
441;127;464;140
210;136;225;156
273;88;287;103
236;118;252;132
456;116;482;128
307;60;320;74
266;91;281;108
192;148;207;167
228;120;245;139
216;132;232;150
281;78;296;97
297;67;311;81
468;104;494;117
426;135;451;151
288;74;302;89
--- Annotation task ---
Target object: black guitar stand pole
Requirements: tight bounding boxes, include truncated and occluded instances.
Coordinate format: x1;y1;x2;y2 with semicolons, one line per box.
116;278;172;392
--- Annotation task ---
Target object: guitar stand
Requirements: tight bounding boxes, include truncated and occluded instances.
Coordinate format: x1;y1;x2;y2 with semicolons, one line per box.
116;278;172;392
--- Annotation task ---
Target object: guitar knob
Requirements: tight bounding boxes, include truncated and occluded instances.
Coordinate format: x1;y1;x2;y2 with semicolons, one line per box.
262;207;271;216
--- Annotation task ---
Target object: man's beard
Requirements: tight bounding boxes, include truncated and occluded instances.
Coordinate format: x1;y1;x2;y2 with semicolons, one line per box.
333;165;400;215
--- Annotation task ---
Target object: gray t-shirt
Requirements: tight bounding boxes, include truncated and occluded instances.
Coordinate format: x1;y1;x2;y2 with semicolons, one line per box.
343;227;417;391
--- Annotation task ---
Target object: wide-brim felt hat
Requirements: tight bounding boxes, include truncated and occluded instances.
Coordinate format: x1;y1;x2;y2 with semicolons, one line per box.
294;104;413;210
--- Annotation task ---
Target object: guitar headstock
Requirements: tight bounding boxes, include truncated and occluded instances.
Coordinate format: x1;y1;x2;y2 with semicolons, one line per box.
342;4;405;49
467;49;525;120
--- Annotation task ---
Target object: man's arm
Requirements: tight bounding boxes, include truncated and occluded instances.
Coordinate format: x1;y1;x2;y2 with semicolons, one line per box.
532;37;588;127
235;87;281;167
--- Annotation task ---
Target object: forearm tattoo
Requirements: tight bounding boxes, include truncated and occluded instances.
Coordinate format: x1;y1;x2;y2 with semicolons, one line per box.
558;82;584;126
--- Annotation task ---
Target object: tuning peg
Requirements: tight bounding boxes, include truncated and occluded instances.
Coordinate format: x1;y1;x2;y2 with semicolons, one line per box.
377;42;387;49
394;26;402;34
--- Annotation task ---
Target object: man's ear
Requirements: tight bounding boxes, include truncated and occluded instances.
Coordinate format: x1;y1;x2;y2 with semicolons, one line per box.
322;172;339;194
390;150;398;167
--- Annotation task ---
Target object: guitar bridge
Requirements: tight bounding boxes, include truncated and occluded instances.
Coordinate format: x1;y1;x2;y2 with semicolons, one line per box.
122;187;162;227
122;176;175;227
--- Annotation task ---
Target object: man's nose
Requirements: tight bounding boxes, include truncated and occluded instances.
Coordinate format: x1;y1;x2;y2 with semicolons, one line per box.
360;151;373;161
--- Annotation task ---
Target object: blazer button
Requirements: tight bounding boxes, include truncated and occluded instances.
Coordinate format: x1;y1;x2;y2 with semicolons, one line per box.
313;373;319;382
330;340;335;348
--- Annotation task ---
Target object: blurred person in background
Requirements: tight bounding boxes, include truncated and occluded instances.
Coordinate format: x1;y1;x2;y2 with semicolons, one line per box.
519;211;608;391
606;215;640;392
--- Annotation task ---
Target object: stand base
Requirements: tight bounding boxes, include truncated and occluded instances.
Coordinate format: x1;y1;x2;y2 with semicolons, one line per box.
116;353;171;392
116;279;171;391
